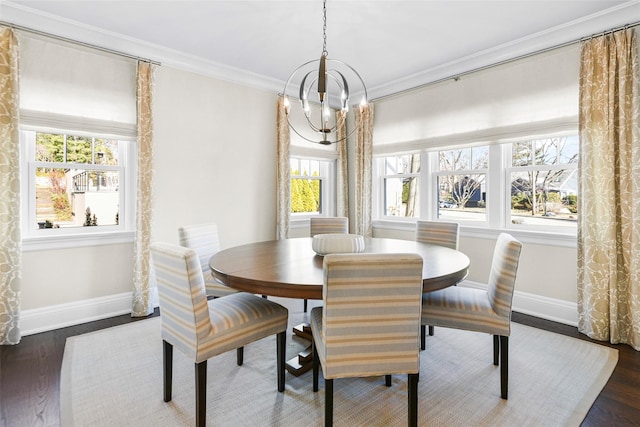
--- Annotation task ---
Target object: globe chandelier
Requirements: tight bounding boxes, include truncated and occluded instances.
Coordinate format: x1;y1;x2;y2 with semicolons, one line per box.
282;0;368;145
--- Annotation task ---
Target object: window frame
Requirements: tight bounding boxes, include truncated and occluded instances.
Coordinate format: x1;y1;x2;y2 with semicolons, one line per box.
20;126;137;250
289;154;336;222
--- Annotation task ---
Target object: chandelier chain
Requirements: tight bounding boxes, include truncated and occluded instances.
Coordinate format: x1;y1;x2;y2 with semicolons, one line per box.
322;0;328;56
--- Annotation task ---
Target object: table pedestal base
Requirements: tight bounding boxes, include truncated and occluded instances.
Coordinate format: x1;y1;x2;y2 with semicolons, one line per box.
285;323;313;376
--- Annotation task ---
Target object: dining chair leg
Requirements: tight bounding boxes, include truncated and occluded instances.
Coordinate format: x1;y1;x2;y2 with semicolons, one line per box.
493;335;499;366
500;335;509;399
325;378;333;427
304;299;308;312
312;340;319;392
195;361;207;427
385;375;392;386
162;340;173;402
428;326;434;336
408;373;418;427
237;346;244;366
420;325;426;350
277;331;286;392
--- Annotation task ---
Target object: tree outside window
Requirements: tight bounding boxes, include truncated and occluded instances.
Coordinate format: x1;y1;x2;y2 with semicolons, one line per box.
509;136;578;227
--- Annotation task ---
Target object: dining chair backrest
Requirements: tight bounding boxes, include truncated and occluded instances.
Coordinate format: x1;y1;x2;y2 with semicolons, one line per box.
310;217;349;237
487;233;523;318
320;252;423;379
151;242;211;360
178;223;221;274
415;220;459;250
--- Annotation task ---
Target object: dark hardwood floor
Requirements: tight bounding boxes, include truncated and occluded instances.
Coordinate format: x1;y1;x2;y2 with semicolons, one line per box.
1;308;638;426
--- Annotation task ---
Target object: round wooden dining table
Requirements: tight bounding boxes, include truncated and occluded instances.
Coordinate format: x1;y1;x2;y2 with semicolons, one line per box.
209;237;470;300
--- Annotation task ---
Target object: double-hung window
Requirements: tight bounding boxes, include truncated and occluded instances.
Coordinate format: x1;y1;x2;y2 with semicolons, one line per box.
507;136;578;233
378;154;420;218
435;146;488;224
290;156;335;217
22;130;134;235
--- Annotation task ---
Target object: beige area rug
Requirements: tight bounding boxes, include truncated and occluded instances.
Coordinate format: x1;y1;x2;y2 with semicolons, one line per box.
60;299;617;427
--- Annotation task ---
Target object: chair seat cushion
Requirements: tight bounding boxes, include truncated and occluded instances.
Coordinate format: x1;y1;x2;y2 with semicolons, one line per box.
421;286;510;336
162;292;288;363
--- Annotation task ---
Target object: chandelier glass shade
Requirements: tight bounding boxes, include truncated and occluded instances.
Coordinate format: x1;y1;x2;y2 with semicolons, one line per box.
282;0;367;145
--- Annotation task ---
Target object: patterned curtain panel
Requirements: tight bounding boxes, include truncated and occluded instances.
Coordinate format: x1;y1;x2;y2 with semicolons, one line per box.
0;27;21;345
354;104;374;237
276;96;291;240
131;61;156;317
578;28;640;351
336;110;349;220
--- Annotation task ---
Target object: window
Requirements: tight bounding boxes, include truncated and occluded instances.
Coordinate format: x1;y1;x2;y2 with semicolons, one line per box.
374;134;579;235
436;147;488;223
379;154;420;218
508;136;578;232
22;129;134;237
290;157;334;216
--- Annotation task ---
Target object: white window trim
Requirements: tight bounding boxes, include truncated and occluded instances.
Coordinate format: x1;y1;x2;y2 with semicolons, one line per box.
20;127;137;250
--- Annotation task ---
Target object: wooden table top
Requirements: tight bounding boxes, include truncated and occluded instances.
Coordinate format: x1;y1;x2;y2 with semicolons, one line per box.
209;237;470;300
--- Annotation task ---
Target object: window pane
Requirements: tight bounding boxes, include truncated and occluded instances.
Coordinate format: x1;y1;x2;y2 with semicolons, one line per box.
383;176;419;217
35;133;120;165
559;136;579;164
440;149;469;171
471;146;489;169
291;178;321;213
437;174;486;222
512;141;532;166
510;170;578;227
385;155;419;175
440;147;487;172
35;167;120;229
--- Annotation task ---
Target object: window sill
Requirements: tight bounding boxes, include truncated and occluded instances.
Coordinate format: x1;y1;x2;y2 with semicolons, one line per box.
21;230;135;252
372;220;576;248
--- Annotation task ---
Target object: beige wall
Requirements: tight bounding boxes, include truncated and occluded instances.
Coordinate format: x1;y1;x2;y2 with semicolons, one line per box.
151;66;278;248
20;65;278;313
21;243;134;310
20;63;578;328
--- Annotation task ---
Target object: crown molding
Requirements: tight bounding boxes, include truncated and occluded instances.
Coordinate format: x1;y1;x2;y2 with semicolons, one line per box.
367;0;640;100
2;0;638;99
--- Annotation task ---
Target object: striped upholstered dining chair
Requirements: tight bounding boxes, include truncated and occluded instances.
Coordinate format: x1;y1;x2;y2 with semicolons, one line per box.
178;223;237;298
150;242;289;427
415;220;460;346
306;216;349;312
421;233;522;399
310;253;424;426
310;216;349;237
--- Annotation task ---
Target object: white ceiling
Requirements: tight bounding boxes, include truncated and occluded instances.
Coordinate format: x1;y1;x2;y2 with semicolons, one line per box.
2;0;639;99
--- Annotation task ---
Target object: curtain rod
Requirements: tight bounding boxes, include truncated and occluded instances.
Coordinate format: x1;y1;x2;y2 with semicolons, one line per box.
372;21;640;102
0;21;161;66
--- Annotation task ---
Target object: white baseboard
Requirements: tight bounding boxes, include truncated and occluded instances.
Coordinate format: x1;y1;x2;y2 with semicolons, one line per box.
20;292;135;336
19;283;578;336
461;280;579;327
